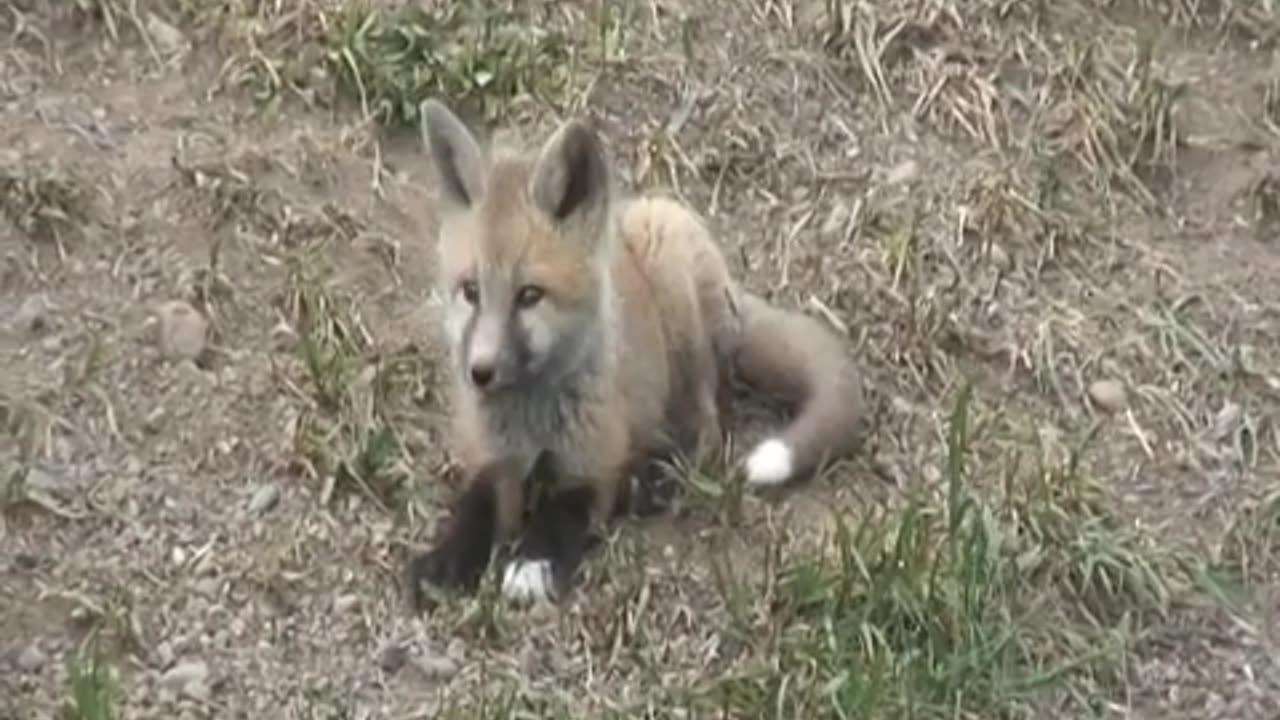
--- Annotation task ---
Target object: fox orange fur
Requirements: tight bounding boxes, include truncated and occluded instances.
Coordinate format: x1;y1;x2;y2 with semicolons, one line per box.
404;99;864;608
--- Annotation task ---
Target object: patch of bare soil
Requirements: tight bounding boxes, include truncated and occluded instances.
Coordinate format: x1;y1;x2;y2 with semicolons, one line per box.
2;1;1279;718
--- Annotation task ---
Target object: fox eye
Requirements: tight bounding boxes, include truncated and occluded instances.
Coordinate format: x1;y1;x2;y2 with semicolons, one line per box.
460;279;480;305
515;285;545;308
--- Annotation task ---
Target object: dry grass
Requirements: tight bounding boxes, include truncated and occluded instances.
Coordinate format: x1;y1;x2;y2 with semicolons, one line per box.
3;0;1279;718
0;157;92;254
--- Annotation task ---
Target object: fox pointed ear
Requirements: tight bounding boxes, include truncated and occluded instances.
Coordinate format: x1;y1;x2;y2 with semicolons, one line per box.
528;119;610;224
421;99;487;210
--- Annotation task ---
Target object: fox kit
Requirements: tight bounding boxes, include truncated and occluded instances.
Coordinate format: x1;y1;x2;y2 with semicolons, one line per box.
405;99;864;609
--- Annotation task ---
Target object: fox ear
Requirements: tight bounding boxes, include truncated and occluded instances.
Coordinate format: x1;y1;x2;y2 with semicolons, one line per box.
421;99;487;210
528;120;610;225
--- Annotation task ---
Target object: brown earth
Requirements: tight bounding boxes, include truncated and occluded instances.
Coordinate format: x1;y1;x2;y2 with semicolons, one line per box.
2;1;1279;718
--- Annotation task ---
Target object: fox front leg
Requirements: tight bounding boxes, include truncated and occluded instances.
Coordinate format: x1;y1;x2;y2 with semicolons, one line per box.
499;452;600;605
403;454;528;612
404;478;498;611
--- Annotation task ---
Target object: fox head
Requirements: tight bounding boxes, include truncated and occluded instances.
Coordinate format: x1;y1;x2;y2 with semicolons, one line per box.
420;101;616;394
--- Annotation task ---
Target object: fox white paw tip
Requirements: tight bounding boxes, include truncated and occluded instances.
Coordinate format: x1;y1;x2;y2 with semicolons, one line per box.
744;438;794;486
501;559;554;604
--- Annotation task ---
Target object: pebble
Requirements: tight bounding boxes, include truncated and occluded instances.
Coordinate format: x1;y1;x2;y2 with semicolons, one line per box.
22;465;67;496
156;300;208;361
155;641;176;668
194;578;221;598
333;594;360;614
246;483;280;515
988;243;1012;271
160;660;209;689
1212;402;1242;440
182;679;211;702
1086;379;1126;412
269;321;298;352
145;13;189;57
412;652;459;680
883;158;919;185
377;642;408;673
11;294;52;335
18;642;47;671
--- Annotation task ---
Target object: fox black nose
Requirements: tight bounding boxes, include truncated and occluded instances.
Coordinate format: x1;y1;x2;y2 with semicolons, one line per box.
470;362;496;388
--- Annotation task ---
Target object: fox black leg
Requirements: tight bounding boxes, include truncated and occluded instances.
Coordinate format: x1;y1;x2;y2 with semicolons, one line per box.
404;471;498;612
500;453;596;604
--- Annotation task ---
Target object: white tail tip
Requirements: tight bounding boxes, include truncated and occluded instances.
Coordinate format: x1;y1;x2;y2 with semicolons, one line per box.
744;438;794;485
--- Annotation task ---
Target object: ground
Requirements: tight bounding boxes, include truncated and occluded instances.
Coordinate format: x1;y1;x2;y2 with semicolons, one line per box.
2;0;1279;718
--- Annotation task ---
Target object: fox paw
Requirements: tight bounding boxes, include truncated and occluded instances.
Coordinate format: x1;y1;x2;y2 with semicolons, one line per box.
405;545;478;612
501;559;555;604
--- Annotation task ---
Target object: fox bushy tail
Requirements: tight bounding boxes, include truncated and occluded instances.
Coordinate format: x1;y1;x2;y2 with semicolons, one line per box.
729;291;864;485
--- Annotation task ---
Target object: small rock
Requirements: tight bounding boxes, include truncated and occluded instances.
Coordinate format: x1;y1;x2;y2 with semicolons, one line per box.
193;577;221;598
247;483;280;515
308;65;330;87
988;243;1012;271
1212;402;1242;440
11;294;52;335
884;159;920;185
182;679;211;702
1087;379;1127;412
143;407;168;434
160;660;208;689
333;594;360;614
145;13;189;57
155;641;176;669
269;321;298;352
174;358;212;388
412;652;458;680
377;642;408;673
445;638;465;659
18;642;46;671
156;300;208;361
23;465;68;496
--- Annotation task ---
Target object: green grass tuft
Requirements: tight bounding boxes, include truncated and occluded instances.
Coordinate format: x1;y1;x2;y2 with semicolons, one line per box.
326;1;574;127
0;159;91;245
61;633;121;720
667;383;1194;719
288;258;414;514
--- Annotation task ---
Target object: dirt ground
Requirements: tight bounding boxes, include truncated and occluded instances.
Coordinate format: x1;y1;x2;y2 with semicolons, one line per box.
2;1;1279;718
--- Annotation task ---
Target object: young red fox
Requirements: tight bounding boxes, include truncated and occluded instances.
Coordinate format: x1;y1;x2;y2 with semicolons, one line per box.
405;99;864;609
